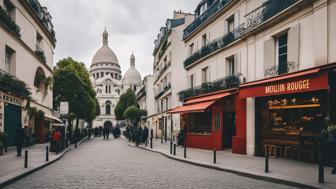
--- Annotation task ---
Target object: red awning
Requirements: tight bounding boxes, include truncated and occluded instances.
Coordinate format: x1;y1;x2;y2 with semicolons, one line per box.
185;92;232;104
168;101;216;114
239;68;329;98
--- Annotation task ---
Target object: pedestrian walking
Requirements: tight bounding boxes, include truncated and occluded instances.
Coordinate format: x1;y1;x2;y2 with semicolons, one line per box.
106;126;110;139
52;129;61;154
142;126;149;143
15;123;25;157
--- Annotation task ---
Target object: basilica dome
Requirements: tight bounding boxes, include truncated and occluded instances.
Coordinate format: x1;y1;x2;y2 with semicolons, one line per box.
91;29;119;65
123;53;142;85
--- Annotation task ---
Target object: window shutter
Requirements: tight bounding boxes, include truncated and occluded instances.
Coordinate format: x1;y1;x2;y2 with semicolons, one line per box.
263;39;275;70
234;52;241;74
224;20;228;34
288;24;300;69
234;10;240;28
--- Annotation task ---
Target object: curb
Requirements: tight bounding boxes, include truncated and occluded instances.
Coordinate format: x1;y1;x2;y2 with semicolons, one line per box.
128;143;322;189
0;137;88;188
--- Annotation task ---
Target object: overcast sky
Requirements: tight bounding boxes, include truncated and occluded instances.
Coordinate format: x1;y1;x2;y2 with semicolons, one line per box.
41;0;198;77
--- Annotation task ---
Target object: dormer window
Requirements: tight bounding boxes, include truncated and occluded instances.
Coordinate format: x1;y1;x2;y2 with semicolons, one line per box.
200;3;207;15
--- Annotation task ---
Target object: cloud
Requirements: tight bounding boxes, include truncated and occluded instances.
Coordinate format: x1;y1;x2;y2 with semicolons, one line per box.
41;0;198;77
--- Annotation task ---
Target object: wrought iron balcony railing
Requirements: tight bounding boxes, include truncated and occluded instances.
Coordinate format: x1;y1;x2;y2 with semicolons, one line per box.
245;0;298;30
155;83;171;99
0;68;31;98
27;0;56;41
183;0;231;39
184;24;245;69
0;6;20;36
35;45;46;63
178;73;243;101
264;61;298;78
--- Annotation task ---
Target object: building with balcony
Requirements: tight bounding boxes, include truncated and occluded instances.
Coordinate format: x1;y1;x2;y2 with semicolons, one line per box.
0;0;58;145
169;0;336;161
152;11;194;140
136;75;156;136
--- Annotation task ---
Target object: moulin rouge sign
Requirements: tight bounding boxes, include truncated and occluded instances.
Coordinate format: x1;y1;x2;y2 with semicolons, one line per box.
265;79;310;94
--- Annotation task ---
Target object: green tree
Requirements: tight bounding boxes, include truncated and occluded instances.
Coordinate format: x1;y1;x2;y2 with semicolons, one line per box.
53;57;100;129
114;88;136;120
123;105;147;127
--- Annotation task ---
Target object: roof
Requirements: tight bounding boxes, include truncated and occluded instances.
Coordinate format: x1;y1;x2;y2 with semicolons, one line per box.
92;45;119;65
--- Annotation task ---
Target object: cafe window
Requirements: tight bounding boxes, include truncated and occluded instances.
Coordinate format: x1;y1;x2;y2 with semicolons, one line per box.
188;112;212;134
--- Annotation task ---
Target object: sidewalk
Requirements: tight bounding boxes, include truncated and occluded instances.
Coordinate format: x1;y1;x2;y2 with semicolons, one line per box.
133;138;335;189
0;137;87;188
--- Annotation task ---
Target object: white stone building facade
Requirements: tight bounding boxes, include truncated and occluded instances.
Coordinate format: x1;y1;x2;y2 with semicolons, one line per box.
152;11;194;140
90;30;142;128
0;0;57;145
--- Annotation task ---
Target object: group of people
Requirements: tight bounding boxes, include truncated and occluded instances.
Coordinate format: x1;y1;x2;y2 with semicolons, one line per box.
125;125;149;146
87;124;121;140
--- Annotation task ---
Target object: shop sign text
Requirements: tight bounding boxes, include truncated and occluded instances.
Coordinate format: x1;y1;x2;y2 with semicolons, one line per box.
265;79;310;94
0;92;22;106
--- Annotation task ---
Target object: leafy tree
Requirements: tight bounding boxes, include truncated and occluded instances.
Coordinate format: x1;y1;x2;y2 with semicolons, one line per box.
123;105;147;127
53;57;99;129
114;88;136;120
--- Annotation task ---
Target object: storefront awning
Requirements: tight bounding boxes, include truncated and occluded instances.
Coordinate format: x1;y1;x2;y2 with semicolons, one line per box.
184;92;232;104
44;114;63;124
168;101;216;114
168;90;236;114
239;68;329;98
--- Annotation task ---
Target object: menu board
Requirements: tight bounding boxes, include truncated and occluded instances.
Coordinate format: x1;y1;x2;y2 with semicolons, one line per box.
214;113;220;131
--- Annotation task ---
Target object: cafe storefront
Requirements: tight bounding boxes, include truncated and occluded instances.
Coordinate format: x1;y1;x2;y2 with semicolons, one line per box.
169;89;247;154
239;63;336;162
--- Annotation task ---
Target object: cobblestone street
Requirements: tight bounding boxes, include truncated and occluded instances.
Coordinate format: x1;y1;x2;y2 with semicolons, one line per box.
4;138;296;189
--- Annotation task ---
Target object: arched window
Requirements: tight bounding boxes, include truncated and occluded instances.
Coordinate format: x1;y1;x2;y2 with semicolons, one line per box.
105;101;111;115
133;85;137;91
33;67;46;89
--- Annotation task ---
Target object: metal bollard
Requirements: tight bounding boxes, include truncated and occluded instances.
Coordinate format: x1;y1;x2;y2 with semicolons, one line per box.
184;145;186;158
161;137;163;144
150;138;153;149
46;146;49;161
170;141;173;154
173;144;176;155
265;153;269;173
24;150;28;168
318;155;324;183
213;150;216;164
75;142;77;148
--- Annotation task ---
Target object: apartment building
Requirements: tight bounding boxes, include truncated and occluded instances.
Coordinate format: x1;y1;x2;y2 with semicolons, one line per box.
152;11;194;141
0;0;58;145
169;0;336;162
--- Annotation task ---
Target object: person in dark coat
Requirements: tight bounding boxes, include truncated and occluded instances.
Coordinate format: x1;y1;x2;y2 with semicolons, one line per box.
15;123;25;157
88;128;92;140
142;126;149;144
106;126;110;139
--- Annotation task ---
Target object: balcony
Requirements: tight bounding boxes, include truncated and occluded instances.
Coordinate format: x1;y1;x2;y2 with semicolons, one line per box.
27;0;56;41
154;62;171;84
0;6;21;36
183;0;231;39
184;24;245;69
264;61;298;78
0;69;31;98
35;45;46;63
178;73;242;101
155;83;171;99
245;0;298;30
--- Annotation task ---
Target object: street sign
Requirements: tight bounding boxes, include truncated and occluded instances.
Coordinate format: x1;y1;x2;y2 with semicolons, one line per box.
60;101;69;115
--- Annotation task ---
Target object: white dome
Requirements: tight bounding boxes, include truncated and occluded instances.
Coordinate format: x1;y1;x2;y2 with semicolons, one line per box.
92;45;118;65
123;68;142;84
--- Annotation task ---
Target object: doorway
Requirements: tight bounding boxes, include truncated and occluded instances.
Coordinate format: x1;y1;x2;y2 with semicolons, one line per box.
4;103;22;146
222;112;236;149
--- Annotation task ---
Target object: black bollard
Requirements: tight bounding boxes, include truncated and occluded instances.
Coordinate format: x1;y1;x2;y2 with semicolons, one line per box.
318;154;324;183
24;150;28;168
265;153;269;173
150;138;153;149
170;141;173;154
75;141;77;148
46;146;49;161
173;144;176;155
184;145;186;158
213;150;216;164
161;137;163;144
